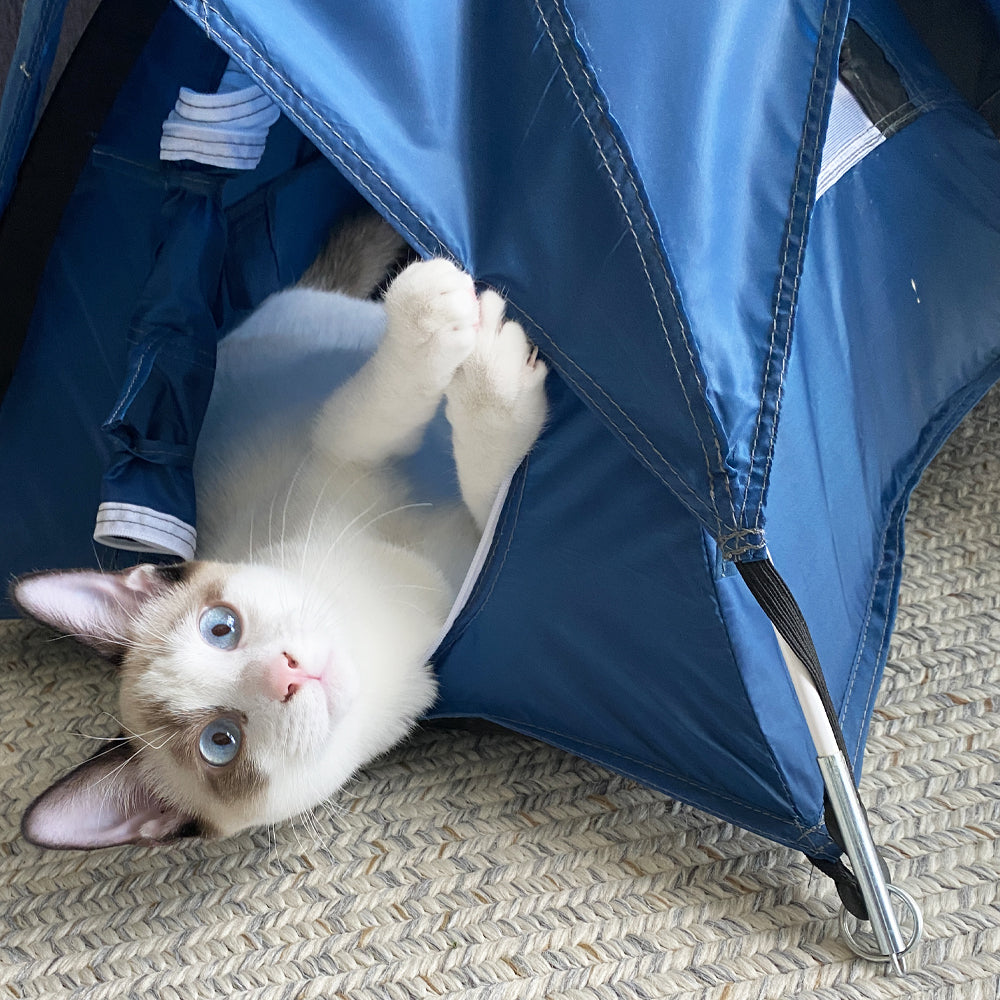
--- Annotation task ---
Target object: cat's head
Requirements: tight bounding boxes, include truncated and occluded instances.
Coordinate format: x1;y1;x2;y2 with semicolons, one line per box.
12;561;437;849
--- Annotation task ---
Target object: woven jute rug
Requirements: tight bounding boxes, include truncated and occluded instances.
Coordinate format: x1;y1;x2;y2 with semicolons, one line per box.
3;388;1000;1000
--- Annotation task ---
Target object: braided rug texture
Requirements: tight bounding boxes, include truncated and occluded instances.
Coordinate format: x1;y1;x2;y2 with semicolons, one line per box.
3;386;1000;999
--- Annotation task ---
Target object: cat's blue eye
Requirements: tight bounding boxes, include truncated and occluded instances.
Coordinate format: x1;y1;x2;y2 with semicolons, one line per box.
199;605;241;650
198;716;242;767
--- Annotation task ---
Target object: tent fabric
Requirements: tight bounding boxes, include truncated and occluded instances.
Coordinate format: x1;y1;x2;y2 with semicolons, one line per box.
170;0;848;562
1;0;999;870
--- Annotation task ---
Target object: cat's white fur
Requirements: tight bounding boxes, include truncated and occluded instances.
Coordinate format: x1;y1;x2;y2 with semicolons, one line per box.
14;257;547;849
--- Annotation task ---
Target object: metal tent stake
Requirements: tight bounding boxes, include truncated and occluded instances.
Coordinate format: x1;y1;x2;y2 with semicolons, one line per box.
772;629;923;973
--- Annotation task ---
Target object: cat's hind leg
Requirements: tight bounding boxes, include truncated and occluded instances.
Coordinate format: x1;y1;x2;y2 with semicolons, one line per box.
313;259;479;465
445;291;548;532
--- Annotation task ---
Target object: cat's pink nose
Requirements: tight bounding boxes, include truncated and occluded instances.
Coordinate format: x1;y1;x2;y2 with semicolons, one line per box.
265;652;312;702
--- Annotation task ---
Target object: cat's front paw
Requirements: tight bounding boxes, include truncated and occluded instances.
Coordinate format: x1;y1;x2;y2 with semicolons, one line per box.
382;259;479;382
447;290;548;438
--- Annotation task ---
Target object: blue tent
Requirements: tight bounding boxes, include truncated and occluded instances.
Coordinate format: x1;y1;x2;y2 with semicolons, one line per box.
3;0;999;968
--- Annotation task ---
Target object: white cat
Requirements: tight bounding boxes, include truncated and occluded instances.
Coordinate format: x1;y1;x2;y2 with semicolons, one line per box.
12;226;547;849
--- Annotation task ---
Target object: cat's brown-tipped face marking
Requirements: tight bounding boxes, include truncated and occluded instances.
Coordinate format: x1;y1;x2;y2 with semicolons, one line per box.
139;703;265;807
114;559;363;838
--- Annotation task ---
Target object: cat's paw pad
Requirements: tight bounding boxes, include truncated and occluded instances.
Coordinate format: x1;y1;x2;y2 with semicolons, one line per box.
383;259;479;375
448;290;548;425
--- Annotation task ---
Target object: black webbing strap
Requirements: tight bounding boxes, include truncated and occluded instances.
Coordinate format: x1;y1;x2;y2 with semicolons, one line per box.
811;856;869;919
0;0;170;405
735;557;855;769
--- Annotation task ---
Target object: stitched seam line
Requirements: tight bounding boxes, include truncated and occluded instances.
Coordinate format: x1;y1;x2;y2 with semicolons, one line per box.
550;1;738;533
0;0;56;182
839;362;1000;755
522;316;759;552
840;514;893;740
541;0;728;532
742;0;845;530
841;366;1000;758
869;97;951;136
108;339;157;423
485;714;821;844
705;535;813;839
854;511;904;762
514;306;718;523
97;503;195;530
536;0;731;539
193;3;438;258
95;516;195;547
438;455;529;652
753;0;845;530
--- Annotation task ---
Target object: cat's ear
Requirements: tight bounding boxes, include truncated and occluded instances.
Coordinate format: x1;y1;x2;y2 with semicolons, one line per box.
10;564;184;660
21;739;202;850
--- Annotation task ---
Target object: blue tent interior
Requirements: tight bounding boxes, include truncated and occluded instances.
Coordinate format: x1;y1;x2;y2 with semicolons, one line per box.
2;0;999;968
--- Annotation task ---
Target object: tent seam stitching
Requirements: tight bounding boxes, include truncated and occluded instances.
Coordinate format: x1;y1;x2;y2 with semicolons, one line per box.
704;536;819;843
0;0;57;184
193;3;439;259
743;0;846;533
433;454;528;652
514;311;719;524
485;715;822;841
840;364;1000;757
855;511;905;760
536;0;734;540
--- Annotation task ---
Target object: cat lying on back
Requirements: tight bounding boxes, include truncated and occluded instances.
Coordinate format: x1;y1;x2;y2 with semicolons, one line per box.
12;215;547;849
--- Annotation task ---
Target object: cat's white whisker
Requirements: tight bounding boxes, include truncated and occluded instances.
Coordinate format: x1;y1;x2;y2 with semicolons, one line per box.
297;470;335;577
296;790;329;852
65;729;146;744
388;598;435;615
278;451;313;574
75;738;133;765
300;467;376;586
266;484;280;564
247;507;256;566
333;500;435;562
98;712;174;750
145;732;177;752
43;630;117;646
92;741;146;792
310;498;380;582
